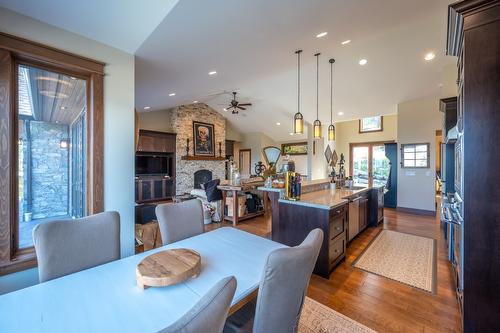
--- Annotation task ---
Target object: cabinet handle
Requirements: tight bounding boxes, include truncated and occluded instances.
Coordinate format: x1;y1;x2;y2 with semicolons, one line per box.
334;249;338;253
336;210;341;214
336;227;341;231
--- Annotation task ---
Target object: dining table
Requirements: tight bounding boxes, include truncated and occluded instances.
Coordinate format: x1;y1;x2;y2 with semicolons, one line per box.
0;227;286;333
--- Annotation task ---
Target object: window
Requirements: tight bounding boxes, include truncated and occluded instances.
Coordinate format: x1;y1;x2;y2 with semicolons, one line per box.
0;32;104;275
17;64;87;248
359;116;383;133
401;143;430;168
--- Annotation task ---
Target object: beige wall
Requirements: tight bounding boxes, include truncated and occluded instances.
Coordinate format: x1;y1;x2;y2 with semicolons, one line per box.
226;122;243;141
335;115;398;175
239;132;278;175
0;8;135;293
138;109;173;132
397;98;442;212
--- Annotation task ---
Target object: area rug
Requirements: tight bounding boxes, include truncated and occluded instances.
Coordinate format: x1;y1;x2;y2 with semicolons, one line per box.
298;297;376;333
353;229;436;293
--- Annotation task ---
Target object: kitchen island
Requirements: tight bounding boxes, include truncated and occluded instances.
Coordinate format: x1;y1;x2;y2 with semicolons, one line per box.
260;180;384;278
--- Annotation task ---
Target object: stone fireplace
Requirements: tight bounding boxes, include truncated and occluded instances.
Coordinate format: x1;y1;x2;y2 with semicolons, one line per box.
171;103;226;194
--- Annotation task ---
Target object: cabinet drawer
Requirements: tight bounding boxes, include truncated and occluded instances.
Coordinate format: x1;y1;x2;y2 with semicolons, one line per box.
329;216;344;240
329;204;346;219
329;236;346;266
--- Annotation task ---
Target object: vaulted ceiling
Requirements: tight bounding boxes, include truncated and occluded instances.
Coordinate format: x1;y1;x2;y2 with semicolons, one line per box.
1;0;457;142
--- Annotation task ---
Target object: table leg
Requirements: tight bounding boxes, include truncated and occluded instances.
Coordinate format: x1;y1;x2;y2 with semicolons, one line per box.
221;190;226;223
263;191;269;214
233;189;239;227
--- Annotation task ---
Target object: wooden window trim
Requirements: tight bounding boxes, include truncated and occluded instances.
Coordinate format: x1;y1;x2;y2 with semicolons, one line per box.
359;116;384;134
0;33;104;276
400;143;431;169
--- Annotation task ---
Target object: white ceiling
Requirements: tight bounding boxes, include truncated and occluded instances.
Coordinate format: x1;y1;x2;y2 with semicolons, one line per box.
0;0;179;53
135;0;456;141
0;0;457;142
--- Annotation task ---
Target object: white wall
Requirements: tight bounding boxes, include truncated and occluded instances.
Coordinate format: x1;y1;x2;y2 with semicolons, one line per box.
397;98;442;212
138;109;173;132
239;132;278;174
0;8;135;294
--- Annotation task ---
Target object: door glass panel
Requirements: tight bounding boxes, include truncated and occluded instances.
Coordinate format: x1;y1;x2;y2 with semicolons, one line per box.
372;145;390;187
17;64;87;248
352;146;369;187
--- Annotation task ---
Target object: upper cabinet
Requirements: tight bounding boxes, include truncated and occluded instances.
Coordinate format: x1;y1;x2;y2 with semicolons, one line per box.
137;130;176;153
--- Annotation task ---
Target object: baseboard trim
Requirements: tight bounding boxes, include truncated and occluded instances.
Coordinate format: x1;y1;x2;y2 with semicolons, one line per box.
396;206;436;216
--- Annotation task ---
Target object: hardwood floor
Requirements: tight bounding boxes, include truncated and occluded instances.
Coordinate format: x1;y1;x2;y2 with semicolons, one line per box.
206;208;462;332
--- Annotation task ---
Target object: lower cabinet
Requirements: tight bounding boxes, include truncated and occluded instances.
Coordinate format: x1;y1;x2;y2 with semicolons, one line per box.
328;204;348;271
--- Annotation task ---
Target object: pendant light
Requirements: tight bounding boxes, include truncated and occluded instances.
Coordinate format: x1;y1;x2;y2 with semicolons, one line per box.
293;50;304;134
313;53;322;139
328;58;336;141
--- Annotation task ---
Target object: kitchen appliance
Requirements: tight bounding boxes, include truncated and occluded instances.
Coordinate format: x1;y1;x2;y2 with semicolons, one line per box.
348;196;361;241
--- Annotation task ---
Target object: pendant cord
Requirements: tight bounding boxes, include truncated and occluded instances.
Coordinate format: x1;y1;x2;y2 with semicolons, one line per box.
297;50;301;114
315;53;319;120
330;59;333;124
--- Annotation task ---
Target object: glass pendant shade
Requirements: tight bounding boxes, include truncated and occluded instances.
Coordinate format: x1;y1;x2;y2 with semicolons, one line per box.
313;119;322;138
294;112;304;134
328;124;336;141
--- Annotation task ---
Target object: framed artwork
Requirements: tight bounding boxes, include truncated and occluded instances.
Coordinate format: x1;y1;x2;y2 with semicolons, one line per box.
193;121;215;156
359;116;383;133
281;142;308;155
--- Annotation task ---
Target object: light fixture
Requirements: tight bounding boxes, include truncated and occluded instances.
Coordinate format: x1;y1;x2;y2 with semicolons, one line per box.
223;108;228;112
289;132;294;136
424;52;436;61
338;111;344;116
328;58;336;141
313;52;322;139
341;40;351;45
60;139;69;149
169;93;176;96
293;50;304;134
36;76;72;86
143;106;151;110
316;32;328;38
60;106;67;110
359;59;368;66
208;71;217;75
276;122;281;126
40;90;68;99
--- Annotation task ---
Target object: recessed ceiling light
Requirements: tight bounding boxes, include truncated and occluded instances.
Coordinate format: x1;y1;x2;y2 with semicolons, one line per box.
341;40;351;45
60;106;67;110
208;71;217;76
316;32;328;38
424;52;436;61
338;111;344;116
193;101;198;103
169;93;176;96
276;122;281;126
223;108;228;112
143;106;151;110
359;59;368;66
289;132;294;136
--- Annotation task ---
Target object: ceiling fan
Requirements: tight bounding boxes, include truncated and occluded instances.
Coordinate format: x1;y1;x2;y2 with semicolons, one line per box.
225;92;252;114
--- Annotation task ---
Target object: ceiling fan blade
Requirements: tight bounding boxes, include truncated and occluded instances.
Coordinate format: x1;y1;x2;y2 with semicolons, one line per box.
237;106;247;110
237;103;252;107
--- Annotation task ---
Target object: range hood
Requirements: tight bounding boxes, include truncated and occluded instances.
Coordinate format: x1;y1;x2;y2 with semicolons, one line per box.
446;125;459;143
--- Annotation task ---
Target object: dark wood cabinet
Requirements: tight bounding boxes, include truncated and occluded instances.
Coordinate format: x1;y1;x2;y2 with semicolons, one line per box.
137;130;176;153
448;1;500;331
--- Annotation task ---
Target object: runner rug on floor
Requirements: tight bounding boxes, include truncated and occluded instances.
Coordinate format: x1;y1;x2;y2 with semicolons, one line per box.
353;229;436;293
298;297;376;333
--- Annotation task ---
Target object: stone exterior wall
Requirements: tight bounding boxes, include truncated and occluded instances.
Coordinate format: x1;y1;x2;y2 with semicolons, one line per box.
172;104;226;194
30;121;69;219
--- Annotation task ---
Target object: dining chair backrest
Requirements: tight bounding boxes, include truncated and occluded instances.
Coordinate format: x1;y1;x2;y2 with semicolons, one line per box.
156;199;204;245
160;276;237;333
252;228;324;333
33;211;121;283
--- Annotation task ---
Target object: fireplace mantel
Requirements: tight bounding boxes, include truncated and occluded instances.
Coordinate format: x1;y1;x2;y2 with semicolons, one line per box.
181;156;225;161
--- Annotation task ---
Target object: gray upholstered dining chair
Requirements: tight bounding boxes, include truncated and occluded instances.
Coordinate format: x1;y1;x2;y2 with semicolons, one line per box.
156;199;204;245
159;276;237;333
32;211;121;283
224;228;324;333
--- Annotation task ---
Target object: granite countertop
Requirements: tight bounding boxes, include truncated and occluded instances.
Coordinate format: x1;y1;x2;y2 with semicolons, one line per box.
279;187;372;210
258;178;331;193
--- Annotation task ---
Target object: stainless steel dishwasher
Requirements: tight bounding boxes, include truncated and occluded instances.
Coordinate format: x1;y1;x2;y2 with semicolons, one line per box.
348;196;361;241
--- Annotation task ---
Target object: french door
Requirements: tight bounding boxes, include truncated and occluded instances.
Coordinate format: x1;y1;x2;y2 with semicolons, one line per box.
350;142;391;187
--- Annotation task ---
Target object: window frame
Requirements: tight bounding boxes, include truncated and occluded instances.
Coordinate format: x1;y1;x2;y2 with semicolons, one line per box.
400;143;430;169
359;116;383;133
0;32;104;275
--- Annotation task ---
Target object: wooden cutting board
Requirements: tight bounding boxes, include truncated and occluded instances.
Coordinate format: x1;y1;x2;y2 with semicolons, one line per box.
136;248;201;289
